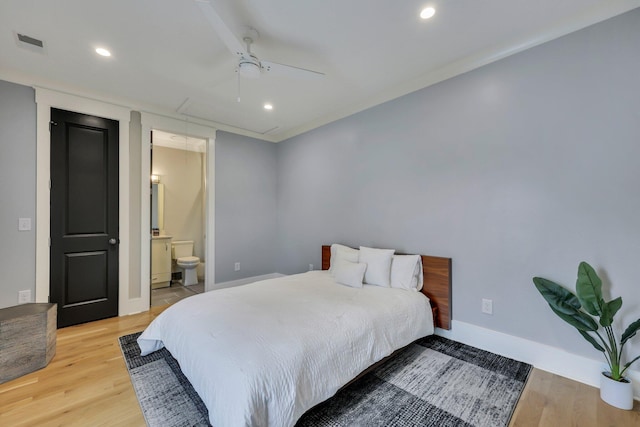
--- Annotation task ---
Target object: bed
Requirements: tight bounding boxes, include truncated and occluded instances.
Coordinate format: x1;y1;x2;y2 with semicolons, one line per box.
138;245;452;426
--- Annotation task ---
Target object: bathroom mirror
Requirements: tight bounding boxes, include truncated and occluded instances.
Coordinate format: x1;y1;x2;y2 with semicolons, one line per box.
151;183;165;232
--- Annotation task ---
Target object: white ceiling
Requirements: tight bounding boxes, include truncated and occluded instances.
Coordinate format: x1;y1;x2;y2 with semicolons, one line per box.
1;0;638;142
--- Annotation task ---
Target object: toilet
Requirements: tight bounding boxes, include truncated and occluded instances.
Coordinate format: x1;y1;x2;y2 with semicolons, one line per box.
171;240;200;286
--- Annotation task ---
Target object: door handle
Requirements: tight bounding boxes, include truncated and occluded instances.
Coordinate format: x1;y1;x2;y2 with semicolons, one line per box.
109;238;119;245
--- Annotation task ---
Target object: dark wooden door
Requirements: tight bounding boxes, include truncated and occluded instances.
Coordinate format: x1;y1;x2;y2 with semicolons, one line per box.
50;108;119;328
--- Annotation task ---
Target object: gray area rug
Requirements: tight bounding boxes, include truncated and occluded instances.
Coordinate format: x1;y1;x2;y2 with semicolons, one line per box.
119;334;531;427
119;333;210;426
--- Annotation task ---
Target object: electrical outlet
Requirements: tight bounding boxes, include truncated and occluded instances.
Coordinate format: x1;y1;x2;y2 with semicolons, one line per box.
309;264;314;271
18;290;31;304
482;298;493;315
234;262;240;271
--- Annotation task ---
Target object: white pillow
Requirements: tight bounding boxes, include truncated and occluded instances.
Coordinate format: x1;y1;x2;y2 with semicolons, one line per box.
390;254;423;291
329;244;359;273
358;246;395;287
332;260;367;288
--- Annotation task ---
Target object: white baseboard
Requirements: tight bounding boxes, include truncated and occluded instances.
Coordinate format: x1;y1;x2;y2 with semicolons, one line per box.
212;273;285;290
436;320;640;400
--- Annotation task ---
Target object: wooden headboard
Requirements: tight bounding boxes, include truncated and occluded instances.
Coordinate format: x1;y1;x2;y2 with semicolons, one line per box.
321;245;452;330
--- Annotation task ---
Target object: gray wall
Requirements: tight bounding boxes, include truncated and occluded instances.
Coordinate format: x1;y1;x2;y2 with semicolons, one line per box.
0;81;36;308
215;131;278;283
276;10;640;361
128;111;142;299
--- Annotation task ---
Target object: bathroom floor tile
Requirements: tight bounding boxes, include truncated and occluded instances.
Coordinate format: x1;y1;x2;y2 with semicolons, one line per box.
151;281;204;307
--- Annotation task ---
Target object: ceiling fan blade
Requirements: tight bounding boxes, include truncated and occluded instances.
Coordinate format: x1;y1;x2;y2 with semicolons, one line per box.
195;0;247;57
261;60;325;80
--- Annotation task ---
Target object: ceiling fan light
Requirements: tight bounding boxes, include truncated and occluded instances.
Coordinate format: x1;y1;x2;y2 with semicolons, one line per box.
239;61;261;79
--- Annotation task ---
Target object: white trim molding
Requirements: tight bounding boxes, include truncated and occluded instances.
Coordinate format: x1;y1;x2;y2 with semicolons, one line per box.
152;130;206;153
204;133;216;292
139;112;217;307
437;320;640;400
34;87;134;315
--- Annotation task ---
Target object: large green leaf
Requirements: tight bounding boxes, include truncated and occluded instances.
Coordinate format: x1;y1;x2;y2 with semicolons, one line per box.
550;305;599;332
578;330;605;352
533;277;581;315
600;297;622;327
621;318;640;346
623;354;640;372
576;262;604;316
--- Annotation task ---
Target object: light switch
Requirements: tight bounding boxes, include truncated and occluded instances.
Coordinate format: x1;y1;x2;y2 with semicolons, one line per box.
18;218;31;231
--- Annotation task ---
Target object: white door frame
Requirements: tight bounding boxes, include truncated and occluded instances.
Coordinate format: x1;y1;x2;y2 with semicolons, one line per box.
34;88;133;314
140;113;216;311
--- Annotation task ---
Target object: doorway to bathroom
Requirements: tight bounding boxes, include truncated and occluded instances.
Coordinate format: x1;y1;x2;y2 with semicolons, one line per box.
149;130;207;307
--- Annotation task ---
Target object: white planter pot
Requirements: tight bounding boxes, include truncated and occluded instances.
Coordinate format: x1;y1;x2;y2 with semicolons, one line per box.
600;372;634;410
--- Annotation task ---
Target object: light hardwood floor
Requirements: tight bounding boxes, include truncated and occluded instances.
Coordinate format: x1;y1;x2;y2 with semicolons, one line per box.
1;305;638;426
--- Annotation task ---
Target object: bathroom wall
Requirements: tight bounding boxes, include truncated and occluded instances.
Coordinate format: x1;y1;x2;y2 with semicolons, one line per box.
152;145;205;260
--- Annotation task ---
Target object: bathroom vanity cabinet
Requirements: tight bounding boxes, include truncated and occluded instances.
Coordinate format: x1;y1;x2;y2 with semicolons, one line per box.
151;236;172;289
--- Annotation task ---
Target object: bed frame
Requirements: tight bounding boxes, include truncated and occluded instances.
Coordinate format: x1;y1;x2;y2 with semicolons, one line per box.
321;245;452;330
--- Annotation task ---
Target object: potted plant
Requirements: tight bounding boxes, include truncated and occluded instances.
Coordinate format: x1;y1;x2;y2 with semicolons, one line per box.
533;261;640;410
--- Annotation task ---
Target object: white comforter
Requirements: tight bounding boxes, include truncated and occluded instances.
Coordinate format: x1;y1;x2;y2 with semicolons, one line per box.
138;271;433;427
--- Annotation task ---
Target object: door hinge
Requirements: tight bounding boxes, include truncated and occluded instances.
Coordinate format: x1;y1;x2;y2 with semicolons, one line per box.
49;120;57;132
48;179;51;190
48;237;51;247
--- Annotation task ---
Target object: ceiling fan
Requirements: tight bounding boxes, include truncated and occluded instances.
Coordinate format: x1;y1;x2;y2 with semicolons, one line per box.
195;0;325;83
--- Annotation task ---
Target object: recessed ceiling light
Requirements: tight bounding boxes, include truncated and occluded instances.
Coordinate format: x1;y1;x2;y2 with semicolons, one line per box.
264;103;273;110
95;47;111;57
420;7;436;20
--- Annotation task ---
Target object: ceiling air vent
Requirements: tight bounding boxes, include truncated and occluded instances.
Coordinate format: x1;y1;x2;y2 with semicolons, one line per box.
14;31;46;53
